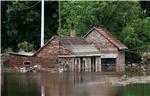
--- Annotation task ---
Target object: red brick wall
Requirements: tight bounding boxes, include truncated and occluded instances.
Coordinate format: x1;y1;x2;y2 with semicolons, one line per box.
36;38;71;57
10;55;54;68
10;38;72;68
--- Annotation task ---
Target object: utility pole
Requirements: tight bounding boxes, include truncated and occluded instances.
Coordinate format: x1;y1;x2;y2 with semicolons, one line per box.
41;0;44;47
58;0;61;35
58;0;61;29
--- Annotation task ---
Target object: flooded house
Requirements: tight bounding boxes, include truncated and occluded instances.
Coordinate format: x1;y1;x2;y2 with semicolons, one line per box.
10;27;127;72
84;27;128;72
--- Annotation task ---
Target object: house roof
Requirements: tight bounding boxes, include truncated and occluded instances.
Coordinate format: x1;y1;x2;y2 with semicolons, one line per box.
55;36;91;45
10;52;34;56
34;36;101;57
58;53;101;57
55;36;101;57
84;27;128;50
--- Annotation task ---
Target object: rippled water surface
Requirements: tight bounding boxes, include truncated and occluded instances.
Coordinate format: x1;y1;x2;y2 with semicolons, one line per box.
2;72;150;96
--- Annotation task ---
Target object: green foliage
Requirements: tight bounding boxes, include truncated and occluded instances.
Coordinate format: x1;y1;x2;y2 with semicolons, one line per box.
61;1;142;37
61;1;150;63
2;1;58;51
17;41;34;52
121;17;150;53
1;48;12;67
122;25;143;50
1;1;150;63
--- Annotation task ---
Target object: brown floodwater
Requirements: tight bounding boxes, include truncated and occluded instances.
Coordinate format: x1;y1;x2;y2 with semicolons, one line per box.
2;72;150;96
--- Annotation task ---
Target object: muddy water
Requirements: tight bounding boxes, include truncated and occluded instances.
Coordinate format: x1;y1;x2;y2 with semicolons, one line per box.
2;72;150;96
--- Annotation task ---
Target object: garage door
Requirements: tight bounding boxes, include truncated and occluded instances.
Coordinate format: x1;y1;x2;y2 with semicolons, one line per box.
101;58;116;72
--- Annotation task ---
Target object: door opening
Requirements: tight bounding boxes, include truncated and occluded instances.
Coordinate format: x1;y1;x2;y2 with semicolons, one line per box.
91;57;96;72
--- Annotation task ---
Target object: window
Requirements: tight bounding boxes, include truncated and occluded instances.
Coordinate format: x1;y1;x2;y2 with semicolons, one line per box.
23;61;32;66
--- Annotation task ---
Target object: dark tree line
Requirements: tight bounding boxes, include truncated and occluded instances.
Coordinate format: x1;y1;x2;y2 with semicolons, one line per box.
1;1;150;63
1;1;58;52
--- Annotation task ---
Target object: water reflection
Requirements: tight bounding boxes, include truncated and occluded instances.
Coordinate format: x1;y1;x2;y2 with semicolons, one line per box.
2;72;150;96
34;73;119;96
2;73;41;96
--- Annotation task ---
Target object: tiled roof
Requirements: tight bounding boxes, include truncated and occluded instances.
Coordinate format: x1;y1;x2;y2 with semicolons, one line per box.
84;27;128;50
55;36;91;45
55;36;100;56
64;44;100;54
34;36;100;56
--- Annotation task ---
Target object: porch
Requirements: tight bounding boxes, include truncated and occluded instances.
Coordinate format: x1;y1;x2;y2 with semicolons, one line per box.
58;54;101;72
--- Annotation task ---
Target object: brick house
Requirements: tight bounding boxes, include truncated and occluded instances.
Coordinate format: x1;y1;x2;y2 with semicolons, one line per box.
84;27;128;72
10;27;127;72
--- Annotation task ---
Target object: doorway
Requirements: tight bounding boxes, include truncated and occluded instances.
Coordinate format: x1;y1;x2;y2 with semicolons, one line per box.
91;57;96;72
80;57;85;72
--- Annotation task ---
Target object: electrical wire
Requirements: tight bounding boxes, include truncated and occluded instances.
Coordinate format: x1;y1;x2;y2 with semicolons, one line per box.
128;45;150;51
9;1;41;12
7;1;41;18
24;1;41;10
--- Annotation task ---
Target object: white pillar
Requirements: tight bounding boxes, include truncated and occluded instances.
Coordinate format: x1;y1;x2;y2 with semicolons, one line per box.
89;57;91;72
96;57;101;72
72;58;74;72
78;58;80;72
41;0;44;47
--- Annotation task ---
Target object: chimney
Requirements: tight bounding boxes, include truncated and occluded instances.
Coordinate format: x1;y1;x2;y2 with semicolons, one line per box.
69;23;76;37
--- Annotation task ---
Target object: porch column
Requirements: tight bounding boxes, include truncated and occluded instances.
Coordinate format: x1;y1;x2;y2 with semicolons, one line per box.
78;58;81;72
75;58;79;72
96;57;101;72
88;57;91;72
71;58;75;72
84;57;88;72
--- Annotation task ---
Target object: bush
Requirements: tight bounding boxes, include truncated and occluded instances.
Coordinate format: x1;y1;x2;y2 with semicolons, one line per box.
17;41;34;52
1;48;12;68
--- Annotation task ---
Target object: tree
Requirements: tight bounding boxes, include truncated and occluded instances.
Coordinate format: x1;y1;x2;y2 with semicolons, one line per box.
17;41;34;52
121;17;150;52
140;1;150;17
61;1;142;37
1;1;58;52
120;17;150;63
61;1;150;63
5;1;41;51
